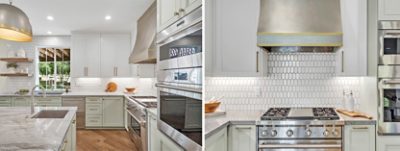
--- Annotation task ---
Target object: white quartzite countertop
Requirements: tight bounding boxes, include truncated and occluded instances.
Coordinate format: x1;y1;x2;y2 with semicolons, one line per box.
0;107;77;151
205;110;376;138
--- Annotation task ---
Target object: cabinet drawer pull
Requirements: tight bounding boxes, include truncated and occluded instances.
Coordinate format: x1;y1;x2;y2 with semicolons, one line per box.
72;120;76;124
235;126;252;130
353;126;369;130
174;11;179;16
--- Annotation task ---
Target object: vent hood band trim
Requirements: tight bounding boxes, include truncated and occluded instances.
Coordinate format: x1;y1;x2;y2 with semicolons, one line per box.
257;34;343;47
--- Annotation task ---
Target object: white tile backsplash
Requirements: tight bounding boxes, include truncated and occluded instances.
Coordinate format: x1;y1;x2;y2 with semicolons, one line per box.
206;53;362;111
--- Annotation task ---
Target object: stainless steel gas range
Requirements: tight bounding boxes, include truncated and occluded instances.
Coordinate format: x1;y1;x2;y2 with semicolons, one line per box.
257;108;344;151
125;95;157;151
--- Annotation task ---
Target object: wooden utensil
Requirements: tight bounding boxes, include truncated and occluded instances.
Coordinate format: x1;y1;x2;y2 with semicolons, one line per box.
336;109;373;120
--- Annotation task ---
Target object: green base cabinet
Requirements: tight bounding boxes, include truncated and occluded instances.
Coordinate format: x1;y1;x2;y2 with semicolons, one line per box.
85;97;124;128
205;127;228;151
344;125;376;151
228;125;256;151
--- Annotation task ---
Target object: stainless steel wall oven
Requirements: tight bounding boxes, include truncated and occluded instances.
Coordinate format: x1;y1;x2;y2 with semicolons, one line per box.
156;7;202;151
379;21;400;65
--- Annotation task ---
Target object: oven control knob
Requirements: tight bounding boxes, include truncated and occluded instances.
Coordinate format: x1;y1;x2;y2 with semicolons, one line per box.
332;130;339;136
306;129;312;136
271;130;278;137
261;130;268;136
323;130;330;136
286;129;293;137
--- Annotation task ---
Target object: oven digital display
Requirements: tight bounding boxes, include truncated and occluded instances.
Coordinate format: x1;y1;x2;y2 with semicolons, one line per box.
174;72;188;81
169;46;201;58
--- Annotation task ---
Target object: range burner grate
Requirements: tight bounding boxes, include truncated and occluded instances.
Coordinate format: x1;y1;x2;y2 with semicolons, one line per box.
312;108;340;120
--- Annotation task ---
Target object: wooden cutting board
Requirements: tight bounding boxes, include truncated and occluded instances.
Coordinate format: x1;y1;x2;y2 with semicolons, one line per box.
336;109;373;120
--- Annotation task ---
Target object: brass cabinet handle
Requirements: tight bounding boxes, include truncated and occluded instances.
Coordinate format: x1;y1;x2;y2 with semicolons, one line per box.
256;51;259;73
72;120;76;124
174;11;179;16
179;8;185;13
353;126;369;130
84;67;88;76
341;51;344;73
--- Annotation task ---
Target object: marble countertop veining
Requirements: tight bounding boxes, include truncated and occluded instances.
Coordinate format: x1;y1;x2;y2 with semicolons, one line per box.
0;107;77;151
205;110;377;138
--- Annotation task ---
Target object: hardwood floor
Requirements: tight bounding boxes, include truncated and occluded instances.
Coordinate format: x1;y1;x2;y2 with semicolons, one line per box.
77;129;137;151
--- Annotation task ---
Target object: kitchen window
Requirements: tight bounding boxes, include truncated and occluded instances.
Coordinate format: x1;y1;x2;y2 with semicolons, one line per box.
37;48;71;90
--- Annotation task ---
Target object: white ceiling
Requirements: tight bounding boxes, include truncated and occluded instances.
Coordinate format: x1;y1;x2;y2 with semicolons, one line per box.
0;0;154;35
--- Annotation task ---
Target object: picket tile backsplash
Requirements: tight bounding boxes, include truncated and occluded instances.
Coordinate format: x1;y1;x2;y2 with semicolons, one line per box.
206;52;361;111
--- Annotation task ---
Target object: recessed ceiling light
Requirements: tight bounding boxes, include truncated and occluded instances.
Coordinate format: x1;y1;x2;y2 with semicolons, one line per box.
46;16;54;21
47;31;52;35
105;15;112;20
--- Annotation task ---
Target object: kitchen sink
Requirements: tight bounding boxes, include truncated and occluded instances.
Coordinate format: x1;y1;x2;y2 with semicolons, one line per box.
31;110;68;118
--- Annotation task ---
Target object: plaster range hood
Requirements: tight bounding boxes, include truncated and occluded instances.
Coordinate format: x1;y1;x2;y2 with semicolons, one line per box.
257;0;343;51
129;2;156;64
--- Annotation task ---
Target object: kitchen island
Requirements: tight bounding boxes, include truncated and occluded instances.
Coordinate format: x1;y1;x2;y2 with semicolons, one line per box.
0;107;77;151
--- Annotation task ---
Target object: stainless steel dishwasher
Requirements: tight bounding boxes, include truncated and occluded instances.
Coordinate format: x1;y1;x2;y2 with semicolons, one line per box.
62;97;85;129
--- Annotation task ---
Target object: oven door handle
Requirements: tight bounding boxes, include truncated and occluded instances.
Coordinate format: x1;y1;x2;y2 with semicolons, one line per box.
383;80;400;85
155;83;202;93
258;144;342;149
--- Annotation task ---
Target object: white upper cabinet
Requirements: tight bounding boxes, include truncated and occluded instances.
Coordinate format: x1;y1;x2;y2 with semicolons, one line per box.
336;0;367;76
100;34;131;77
157;0;201;31
72;33;133;78
179;0;202;16
206;0;265;77
379;0;400;20
157;0;179;32
71;33;101;77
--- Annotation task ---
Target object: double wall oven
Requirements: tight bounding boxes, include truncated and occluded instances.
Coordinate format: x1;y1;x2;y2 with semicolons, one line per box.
156;7;202;151
378;21;400;134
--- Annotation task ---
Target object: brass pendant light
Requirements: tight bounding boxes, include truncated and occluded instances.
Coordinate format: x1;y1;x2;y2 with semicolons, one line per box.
0;0;32;42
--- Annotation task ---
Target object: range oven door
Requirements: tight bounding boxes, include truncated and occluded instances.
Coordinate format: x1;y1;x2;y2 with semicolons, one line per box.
126;104;147;151
378;78;400;134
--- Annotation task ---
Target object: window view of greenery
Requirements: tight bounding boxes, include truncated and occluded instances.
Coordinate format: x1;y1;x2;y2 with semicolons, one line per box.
38;48;70;90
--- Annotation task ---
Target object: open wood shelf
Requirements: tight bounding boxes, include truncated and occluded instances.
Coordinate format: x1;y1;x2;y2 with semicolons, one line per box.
0;58;33;63
0;73;32;77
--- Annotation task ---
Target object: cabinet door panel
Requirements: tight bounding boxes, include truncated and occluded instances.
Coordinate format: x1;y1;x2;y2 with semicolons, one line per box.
180;0;201;15
213;0;260;76
13;97;29;107
100;34;131;77
71;34;101;77
205;127;227;151
336;0;367;76
148;112;161;151
157;0;179;31
102;97;124;127
228;125;256;151
344;125;375;151
379;0;400;20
